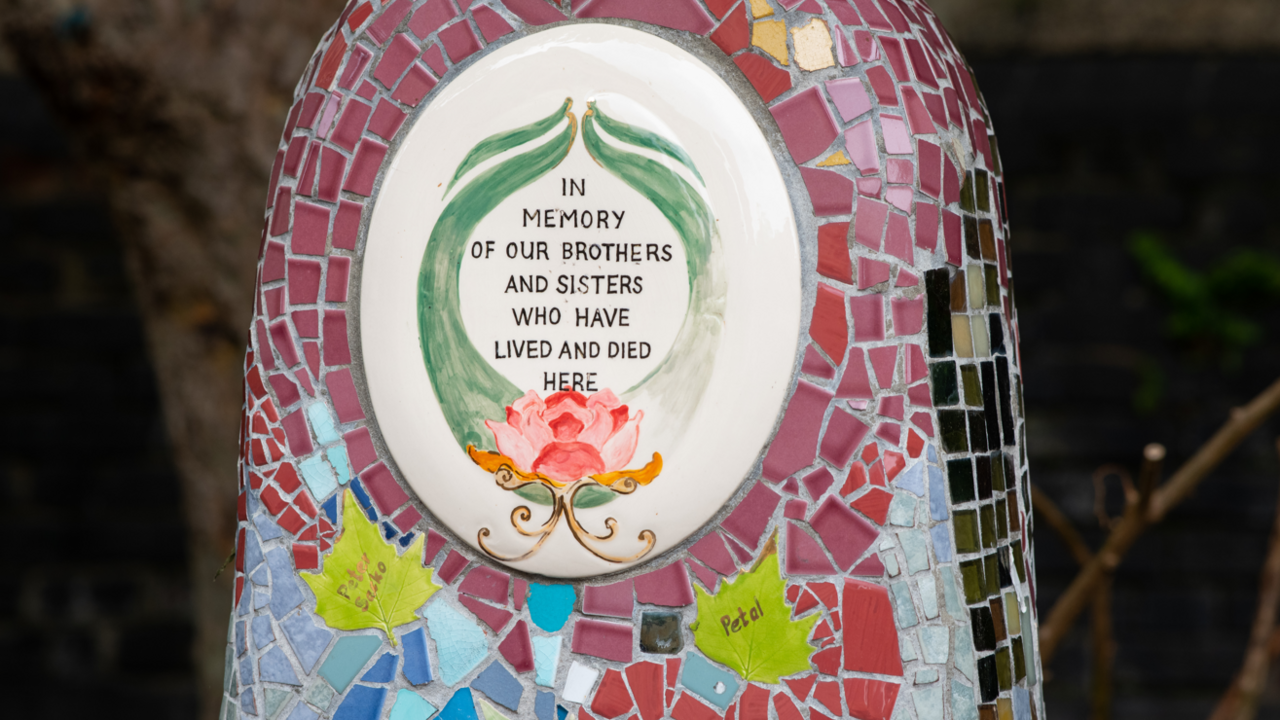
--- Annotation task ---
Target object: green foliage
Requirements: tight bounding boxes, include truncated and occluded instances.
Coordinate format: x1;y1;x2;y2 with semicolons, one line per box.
302;490;441;645
1128;232;1280;369
690;547;818;683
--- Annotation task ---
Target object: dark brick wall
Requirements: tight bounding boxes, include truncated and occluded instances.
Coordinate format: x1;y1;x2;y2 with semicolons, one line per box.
972;56;1280;719
0;75;195;718
4;54;1280;720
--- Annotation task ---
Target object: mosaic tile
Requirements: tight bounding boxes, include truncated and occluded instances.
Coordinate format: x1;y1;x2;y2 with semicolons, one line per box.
529;583;575;632
439;688;481;720
583;579;634;618
425;601;489;686
572;618;633;663
563;661;600;704
319;635;382;693
784;522;838;575
497;619;535;673
333;685;387;720
389;690;437;720
636;562;695;607
531;634;561;686
472;661;524;711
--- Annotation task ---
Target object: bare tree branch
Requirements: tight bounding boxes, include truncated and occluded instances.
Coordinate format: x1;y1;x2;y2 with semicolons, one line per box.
1208;438;1280;720
1039;377;1280;663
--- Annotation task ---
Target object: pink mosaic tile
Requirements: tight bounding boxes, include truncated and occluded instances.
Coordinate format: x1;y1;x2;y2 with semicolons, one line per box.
771;87;840;164
762;381;835;482
439;20;482;63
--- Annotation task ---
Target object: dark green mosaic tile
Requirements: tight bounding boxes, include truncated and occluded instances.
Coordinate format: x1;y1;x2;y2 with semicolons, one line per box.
977;655;998;703
971;606;997;651
976;169;990;212
940;410;969;453
996;647;1013;691
925;268;953;358
931;362;959;406
996;499;1009;540
954;510;980;554
1011;541;1025;583
1012;637;1026;682
976;455;993;500
964;216;981;260
948;458;975;503
961;364;982;406
960;560;986;604
980;362;1002;449
989;313;1005;355
639;612;683;655
968;410;989;453
984;264;1000;305
991;453;1007;492
983;553;999;597
980;505;997;550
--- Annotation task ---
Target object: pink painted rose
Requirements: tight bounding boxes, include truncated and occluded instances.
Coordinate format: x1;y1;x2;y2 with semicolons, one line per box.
485;389;643;485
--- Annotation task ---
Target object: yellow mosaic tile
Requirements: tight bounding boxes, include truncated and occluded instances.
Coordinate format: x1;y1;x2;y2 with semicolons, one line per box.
816;151;851;167
791;18;835;72
752;19;789;65
747;0;775;19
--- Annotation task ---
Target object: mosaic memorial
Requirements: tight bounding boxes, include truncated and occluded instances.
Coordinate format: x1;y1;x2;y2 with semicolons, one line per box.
226;1;1042;719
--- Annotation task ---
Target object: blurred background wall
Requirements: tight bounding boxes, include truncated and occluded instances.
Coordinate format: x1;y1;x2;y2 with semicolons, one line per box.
1;1;1279;718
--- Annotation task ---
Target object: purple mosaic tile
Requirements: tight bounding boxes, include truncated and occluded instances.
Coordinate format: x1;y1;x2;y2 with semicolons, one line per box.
576;0;716;33
338;45;373;90
292;201;330;256
799;167;854;217
323;310;352;366
503;0;567;25
343;427;378;472
635;563;695;607
332;99;373;152
770;87;840;164
287;258;323;305
762;381;834;482
333;200;362;250
836;347;873;400
324;368;366;423
688;533;737;576
472;5;515;42
343;138;390;196
326;256;351;303
583;580;634;618
409;0;460;37
850;294;885;343
368;0;415;44
392;63;438;106
459;566;511;605
784;522;837;575
571;618;633;663
818;407;870;468
439;20;482;63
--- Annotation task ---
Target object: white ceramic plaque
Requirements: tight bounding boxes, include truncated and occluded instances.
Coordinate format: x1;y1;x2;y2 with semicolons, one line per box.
361;25;802;578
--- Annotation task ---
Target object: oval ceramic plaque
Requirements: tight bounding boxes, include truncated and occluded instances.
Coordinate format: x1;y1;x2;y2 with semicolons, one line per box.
361;25;802;578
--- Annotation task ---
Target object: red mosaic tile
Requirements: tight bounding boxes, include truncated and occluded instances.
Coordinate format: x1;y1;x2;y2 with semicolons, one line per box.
283;135;308;178
771;87;839;164
809;495;878;571
812;645;841;675
573;618;633;663
577;0;716;33
278;506;307;534
473;5;515;41
626;662;666;720
835;347;873;400
333;200;362;250
298;524;317;541
842;678;900;720
315;36;349;91
339;47;373;91
438;549;469;584
784;522;836;575
439;19;482;63
906;429;924;458
799;168;854;216
689;533;737;576
392;63;438;106
459;594;513;633
943;209;962;265
391;505;421;532
733;52;791;104
892;296;924;336
409;0;460;37
801;345;836;380
323;310;352;365
772;693;804;720
635;561;695;607
293;543;319;570
721;481;783;549
842;578;903;675
761;381;833;482
368;0;414;43
857;257;890;290
360;461;411;515
368;99;408;140
813;680;843;716
498;619;535;672
326;369;365;422
851;486;891;524
809;283;848;366
850;295;885;343
818;408;870;468
343;138;390;196
710;3;749;56
281;409;314;456
671;693;721;720
424;528;448;564
737;684;769;720
347;2;374;31
505;0;567;24
294;490;318;518
816;222;853;284
851;553;885;576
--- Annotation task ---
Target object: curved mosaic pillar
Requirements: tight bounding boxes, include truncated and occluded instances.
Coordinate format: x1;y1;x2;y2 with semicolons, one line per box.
226;2;1043;720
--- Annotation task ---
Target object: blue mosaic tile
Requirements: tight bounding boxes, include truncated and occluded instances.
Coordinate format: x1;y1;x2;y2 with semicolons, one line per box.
266;548;304;620
328;446;352;485
235;621;247;657
951;680;979;720
1013;687;1032;720
301;454;339;499
255;511;285;540
322;495;339;523
471;661;523;711
260;646;303;686
333;685;388;720
244;527;265;572
351;479;377;521
889;493;918;526
320;635;384;693
900;530;930;574
928;465;948;521
400;627;434;686
285;703;319;720
930;524;954;563
240;655;255;686
308;403;342;444
528;584;575;632
389;689;437;720
252;615;275;649
240;688;258;714
425;602;487;686
890;580;919;628
251;564;271;586
531;635;560;687
897;461;926;496
535;690;555;720
439;688;480;720
361;652;398;683
254;586;271;611
681;652;739;710
281;613;334;674
913;684;944;720
398;532;416;548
